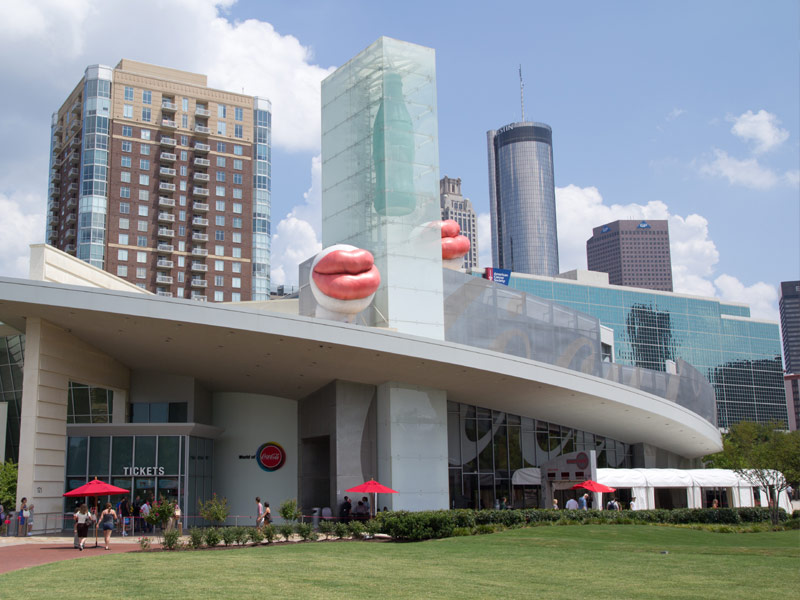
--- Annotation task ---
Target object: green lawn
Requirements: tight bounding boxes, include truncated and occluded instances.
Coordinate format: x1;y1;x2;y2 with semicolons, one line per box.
1;526;798;599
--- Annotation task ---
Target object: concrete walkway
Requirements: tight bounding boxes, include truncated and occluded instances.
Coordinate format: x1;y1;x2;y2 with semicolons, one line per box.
0;535;141;574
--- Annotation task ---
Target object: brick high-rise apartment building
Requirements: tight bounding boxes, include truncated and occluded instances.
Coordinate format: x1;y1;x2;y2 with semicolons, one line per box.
46;60;271;302
586;219;673;292
440;176;478;269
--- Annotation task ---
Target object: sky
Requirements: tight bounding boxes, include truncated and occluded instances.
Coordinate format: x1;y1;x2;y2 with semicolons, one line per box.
0;0;797;321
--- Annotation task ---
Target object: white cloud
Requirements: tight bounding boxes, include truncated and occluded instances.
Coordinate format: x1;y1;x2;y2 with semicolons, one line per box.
553;184;777;320
477;213;492;268
0;193;45;278
699;149;782;189
729;109;789;154
666;108;686;121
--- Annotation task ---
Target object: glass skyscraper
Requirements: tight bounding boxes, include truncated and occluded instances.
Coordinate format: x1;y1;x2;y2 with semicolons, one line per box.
487;122;559;276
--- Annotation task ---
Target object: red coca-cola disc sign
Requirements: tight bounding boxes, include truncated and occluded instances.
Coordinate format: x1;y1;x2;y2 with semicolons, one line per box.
256;442;286;472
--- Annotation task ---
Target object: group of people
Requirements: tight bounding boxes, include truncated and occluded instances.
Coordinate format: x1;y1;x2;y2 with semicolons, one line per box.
255;496;272;527
554;494;637;510
73;503;115;551
2;498;35;536
339;496;372;521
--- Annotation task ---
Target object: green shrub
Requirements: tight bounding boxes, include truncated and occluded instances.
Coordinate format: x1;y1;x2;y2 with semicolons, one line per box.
474;524;495;535
333;521;350;539
204;527;221;548
198;494;229;526
279;499;302;523
364;519;381;537
233;526;250;546
248;527;265;545
348;521;366;540
317;520;334;539
138;536;152;550
188;527;204;549
785;517;800;530
278;523;294;541
295;522;315;541
450;509;476;529
379;511;455;541
162;529;181;550
221;527;236;546
452;527;473;536
262;523;276;543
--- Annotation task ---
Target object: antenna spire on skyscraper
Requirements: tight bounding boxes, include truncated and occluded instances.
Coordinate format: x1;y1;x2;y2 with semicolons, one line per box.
519;64;525;122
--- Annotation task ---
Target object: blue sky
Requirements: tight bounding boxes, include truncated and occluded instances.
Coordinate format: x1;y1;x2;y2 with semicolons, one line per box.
0;0;796;320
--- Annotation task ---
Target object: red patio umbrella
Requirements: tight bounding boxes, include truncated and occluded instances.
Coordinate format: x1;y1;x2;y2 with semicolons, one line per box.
571;480;616;493
346;479;398;518
64;478;130;548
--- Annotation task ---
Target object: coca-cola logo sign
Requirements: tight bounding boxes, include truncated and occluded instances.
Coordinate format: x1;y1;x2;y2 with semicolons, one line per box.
256;442;286;472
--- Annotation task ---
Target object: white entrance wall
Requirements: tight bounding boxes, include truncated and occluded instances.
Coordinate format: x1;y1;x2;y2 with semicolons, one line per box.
211;392;297;524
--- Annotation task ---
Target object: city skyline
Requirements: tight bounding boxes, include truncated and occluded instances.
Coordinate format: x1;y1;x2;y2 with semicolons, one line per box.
0;0;797;322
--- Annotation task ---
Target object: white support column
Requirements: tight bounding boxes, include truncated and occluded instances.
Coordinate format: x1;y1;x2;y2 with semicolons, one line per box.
376;382;448;511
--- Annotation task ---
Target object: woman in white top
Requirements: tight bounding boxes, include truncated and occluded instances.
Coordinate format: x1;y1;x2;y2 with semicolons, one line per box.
74;504;93;551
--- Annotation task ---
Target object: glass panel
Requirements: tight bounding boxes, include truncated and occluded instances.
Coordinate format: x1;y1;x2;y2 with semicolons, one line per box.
477;419;493;471
131;403;149;423
88;436;110;478
90;387;110;423
149;403;168;423
112;436;133;475
508;426;523;471
134;436;156;468
158;478;180;503
462;419;477;472
67;436;88;476
169;402;188;422
158;436;180;474
135;477;155;503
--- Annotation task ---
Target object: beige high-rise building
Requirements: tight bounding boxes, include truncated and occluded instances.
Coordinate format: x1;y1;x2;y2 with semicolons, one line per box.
46;60;272;302
440;176;478;269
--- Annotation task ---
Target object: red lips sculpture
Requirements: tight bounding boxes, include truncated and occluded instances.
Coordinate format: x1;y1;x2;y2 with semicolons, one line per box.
312;248;381;300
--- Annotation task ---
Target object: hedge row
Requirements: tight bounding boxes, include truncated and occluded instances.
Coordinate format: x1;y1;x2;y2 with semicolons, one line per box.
375;507;788;541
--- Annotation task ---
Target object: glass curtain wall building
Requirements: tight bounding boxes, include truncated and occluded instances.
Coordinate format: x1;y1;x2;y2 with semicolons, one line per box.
0;335;24;462
500;272;786;428
252;98;272;300
487;122;559;276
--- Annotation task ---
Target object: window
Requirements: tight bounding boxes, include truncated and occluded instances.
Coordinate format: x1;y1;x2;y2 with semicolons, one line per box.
181;114;188;128
234;124;243;139
180;135;188;146
232;248;242;258
233;217;242;229
139;189;149;201
121;156;131;168
120;187;130;198
214;291;224;302
122;141;132;152
178;225;185;236
216;186;225;197
179;210;186;221
232;202;242;214
232;188;242;199
215;215;225;226
142;90;152;105
216;156;226;167
138;221;148;232
141;129;151;140
180;150;187;161
138;205;149;216
176;288;184;298
233;173;243;185
233;159;243;170
138;159;149;170
234;107;243;121
180;165;187;176
177;272;185;283
178;241;185;251
216;172;226;182
232;232;242;244
121;171;131;183
215;260;224;271
215;245;224;256
137;235;147;247
142;108;151;122
217;122;226;136
218;104;226;118
182;98;188;111
137;251;147;263
136;267;146;279
117;265;128;277
232;277;241;289
118;233;129;245
215;231;224;241
180;180;187;191
233;145;243;156
216;142;226;152
124;87;134;101
177;256;185;267
231;292;241;302
119;202;130;214
179;195;187;206
215;275;224;287
232;261;241;273
118;249;128;261
122;126;133;137
123;104;133;118
216;200;225;211
140;144;150;155
139;174;149;185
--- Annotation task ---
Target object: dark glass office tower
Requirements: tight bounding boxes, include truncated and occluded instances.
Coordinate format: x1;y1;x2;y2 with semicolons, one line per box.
487;122;559;276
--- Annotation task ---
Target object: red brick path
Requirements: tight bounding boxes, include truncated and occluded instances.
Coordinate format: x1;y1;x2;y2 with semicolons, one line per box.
0;541;138;574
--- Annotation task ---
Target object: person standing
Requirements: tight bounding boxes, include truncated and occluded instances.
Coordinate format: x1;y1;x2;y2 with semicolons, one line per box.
119;497;130;536
261;502;271;525
629;497;637;510
340;496;352;522
255;496;264;527
579;494;588;510
74;504;93;551
566;497;579;510
132;496;141;533
361;496;371;517
173;501;183;535
140;499;151;532
26;504;34;536
99;503;117;550
18;498;28;537
552;498;559;510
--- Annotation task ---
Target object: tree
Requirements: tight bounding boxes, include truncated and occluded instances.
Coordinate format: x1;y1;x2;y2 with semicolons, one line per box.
0;460;17;511
704;421;800;525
